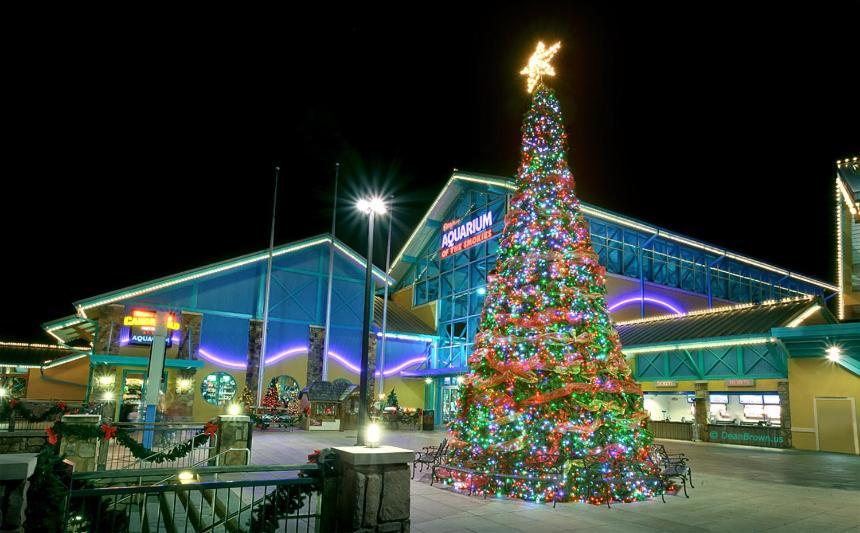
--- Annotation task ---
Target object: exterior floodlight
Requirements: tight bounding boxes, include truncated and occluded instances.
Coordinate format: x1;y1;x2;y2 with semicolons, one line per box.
178;471;197;484
424;377;433;385
826;346;842;362
356;197;387;215
366;422;382;448
227;403;242;416
0;388;7;398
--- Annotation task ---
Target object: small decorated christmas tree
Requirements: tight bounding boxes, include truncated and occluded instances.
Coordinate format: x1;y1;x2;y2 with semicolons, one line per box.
386;388;399;410
446;41;657;505
262;385;280;410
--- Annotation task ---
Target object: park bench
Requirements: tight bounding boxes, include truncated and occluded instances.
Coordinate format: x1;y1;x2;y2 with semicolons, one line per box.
650;443;694;497
583;456;668;508
413;438;448;479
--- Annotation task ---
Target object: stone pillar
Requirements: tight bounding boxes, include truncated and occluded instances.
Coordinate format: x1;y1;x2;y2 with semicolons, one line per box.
693;381;709;442
367;333;378;407
308;326;325;386
94;304;124;354
210;415;251;466
59;414;102;472
178;311;203;360
332;446;412;532
0;453;38;533
245;319;264;399
777;380;792;448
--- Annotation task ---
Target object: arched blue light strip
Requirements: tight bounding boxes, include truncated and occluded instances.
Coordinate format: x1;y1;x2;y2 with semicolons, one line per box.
607;296;684;315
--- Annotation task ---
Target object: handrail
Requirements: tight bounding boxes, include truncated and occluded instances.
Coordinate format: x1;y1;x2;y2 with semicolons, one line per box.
73;463;317;481
120;430;215;470
69;474;319;497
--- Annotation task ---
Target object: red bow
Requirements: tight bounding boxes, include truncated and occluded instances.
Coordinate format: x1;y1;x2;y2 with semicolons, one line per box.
9;399;19;409
46;427;58;445
100;424;117;440
56;401;67;412
203;422;218;436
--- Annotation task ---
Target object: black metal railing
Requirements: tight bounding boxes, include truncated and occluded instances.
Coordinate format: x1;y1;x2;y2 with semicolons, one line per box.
1;400;87;432
98;422;216;471
66;464;329;532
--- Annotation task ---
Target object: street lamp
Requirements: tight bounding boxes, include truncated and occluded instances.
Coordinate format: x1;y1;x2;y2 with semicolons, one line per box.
356;196;387;446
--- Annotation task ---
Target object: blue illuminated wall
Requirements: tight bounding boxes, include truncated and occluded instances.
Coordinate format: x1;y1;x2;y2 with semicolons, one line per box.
112;240;429;375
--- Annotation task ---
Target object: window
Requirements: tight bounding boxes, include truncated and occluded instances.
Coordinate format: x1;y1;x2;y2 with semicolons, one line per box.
201;372;237;405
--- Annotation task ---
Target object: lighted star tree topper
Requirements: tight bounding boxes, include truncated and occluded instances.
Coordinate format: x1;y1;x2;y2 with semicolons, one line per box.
442;41;660;505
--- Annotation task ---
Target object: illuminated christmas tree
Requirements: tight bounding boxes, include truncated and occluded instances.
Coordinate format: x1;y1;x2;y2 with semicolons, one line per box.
446;42;657;504
262;385;280;410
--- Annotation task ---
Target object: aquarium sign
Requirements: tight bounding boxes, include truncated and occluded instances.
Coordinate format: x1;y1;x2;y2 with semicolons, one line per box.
440;211;494;259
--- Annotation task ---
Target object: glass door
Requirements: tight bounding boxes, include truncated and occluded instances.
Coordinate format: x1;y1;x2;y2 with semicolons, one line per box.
441;385;460;424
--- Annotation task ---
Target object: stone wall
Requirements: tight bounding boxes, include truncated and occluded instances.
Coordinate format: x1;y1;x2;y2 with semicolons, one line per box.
94;304;124;354
178;311;203;360
332;447;412;532
245;319;264;398
0;433;48;454
308;326;325;385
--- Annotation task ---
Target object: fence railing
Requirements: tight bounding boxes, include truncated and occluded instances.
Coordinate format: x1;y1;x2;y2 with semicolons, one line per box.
66;464;328;532
1;400;88;432
98;422;217;471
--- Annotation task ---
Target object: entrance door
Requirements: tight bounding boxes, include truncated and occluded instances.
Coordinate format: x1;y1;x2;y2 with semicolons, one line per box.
815;397;859;454
441;386;459;424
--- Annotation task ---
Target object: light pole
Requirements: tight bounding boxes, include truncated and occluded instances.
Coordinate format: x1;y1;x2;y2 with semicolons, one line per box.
356;196;387;446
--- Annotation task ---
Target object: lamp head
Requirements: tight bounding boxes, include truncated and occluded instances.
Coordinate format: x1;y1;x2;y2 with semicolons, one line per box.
357;196;387;215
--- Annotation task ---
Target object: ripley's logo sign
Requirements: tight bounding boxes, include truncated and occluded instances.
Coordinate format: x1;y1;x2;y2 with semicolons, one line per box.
440;211;494;259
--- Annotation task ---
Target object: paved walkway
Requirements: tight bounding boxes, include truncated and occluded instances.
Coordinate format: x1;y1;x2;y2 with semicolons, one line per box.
249;429;860;532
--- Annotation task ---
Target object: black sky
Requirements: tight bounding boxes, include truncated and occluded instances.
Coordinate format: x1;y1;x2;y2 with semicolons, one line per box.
3;4;858;340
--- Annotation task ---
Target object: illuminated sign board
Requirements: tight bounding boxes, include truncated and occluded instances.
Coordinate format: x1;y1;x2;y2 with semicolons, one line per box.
123;309;180;346
440;211;494;259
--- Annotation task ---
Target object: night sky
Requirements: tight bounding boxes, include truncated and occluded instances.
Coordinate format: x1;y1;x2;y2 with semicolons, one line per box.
4;5;858;340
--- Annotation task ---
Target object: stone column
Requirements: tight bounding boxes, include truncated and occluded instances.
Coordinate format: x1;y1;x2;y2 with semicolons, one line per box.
693;381;709;442
245;319;264;399
210;415;251;466
367;333;378;407
777;380;792;448
308;326;325;386
178;311;203;360
0;453;38;533
331;446;413;532
94;304;124;354
59;414;102;473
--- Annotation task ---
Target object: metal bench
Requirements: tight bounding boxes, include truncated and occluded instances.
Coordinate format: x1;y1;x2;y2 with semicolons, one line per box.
651;444;694;497
413;438;448;479
583;456;668;508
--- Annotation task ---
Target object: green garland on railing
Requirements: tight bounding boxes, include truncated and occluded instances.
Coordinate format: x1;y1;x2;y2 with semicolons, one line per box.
248;448;336;532
47;420;218;463
0;397;71;422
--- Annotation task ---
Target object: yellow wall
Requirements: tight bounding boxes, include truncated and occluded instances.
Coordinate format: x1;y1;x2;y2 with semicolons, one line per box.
788;358;860;452
379;377;424;409
25;357;89;401
637;378;783;394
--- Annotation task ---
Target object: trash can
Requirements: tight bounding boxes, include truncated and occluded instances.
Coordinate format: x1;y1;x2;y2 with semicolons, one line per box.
422;410;435;431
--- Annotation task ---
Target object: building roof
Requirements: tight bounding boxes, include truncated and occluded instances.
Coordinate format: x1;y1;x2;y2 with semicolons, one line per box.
616;297;830;347
387;171;837;293
0;342;89;369
373;297;435;336
43;234;394;343
837;156;860;197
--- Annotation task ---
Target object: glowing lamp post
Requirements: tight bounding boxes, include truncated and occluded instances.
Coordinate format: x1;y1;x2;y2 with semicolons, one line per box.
356;196;387;445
